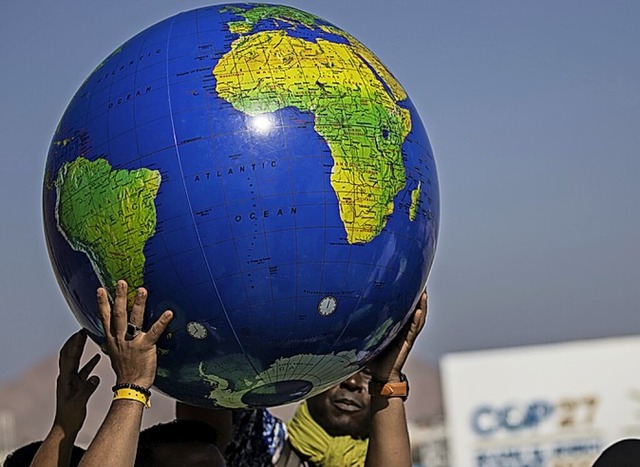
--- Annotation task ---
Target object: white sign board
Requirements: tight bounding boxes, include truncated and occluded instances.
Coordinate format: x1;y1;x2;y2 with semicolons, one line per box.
442;337;640;466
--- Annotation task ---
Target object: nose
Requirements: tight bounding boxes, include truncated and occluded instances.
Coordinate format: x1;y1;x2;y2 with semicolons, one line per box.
341;372;369;392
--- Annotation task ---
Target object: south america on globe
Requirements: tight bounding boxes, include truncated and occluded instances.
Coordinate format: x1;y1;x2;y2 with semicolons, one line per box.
43;3;440;408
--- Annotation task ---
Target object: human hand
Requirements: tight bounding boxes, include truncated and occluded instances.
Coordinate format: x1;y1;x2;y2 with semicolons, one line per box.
368;291;427;383
97;280;173;389
53;330;101;436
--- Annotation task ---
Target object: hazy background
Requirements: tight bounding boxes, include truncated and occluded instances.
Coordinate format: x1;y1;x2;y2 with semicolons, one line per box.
1;0;639;382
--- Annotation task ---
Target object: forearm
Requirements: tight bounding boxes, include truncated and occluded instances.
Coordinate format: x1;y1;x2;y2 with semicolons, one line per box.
364;396;411;467
30;425;77;467
80;400;145;467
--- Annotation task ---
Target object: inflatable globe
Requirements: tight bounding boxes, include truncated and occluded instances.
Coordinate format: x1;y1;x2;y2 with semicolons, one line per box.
43;3;439;408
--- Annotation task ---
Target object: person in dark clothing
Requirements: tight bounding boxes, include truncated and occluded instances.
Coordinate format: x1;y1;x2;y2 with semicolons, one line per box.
3;441;85;467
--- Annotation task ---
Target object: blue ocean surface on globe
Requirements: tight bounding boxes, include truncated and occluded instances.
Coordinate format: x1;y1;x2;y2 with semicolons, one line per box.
43;3;439;408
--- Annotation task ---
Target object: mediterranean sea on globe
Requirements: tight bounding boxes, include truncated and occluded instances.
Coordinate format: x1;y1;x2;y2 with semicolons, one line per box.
43;3;440;408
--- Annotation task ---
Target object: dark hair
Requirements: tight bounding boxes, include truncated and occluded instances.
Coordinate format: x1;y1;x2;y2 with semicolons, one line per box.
135;419;219;466
593;439;640;466
3;441;86;467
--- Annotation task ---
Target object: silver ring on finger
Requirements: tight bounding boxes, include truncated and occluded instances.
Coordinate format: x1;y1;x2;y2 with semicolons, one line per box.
126;322;142;340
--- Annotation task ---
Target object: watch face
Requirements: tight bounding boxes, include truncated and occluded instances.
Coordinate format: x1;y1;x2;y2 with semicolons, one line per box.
317;296;337;316
186;321;208;339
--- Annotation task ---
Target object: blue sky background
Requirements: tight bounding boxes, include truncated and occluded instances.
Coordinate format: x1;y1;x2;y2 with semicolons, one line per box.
1;0;639;382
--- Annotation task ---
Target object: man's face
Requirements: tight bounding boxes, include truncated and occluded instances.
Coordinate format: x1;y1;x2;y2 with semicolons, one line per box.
306;369;372;439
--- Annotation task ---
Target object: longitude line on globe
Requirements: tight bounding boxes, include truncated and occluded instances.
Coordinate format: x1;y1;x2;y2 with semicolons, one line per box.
162;12;261;377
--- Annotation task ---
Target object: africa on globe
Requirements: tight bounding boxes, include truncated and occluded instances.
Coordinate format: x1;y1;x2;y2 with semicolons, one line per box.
43;3;440;408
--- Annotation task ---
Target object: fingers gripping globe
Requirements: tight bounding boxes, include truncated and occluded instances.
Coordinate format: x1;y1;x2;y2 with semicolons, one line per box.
43;3;440;408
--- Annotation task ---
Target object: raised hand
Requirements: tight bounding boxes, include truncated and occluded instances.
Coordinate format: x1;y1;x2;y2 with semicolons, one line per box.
80;281;173;467
368;291;427;383
363;291;428;467
97;280;173;389
54;330;101;436
30;332;100;467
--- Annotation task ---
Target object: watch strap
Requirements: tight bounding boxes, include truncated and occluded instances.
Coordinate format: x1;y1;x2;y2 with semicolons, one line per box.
368;373;409;400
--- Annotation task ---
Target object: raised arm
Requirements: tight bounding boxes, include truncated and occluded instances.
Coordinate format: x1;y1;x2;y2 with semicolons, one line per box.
364;291;427;467
30;331;100;467
80;280;173;467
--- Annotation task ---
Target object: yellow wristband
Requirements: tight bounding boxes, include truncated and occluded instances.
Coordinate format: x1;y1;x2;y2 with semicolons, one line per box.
113;388;151;408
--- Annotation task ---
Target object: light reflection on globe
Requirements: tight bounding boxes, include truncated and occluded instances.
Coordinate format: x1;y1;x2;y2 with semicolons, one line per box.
43;3;439;408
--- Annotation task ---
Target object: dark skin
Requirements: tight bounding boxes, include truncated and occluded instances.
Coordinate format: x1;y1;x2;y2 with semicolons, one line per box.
178;291;428;467
306;291;428;467
54;331;101;435
80;280;173;467
84;281;225;467
364;291;427;467
306;369;373;439
30;331;101;467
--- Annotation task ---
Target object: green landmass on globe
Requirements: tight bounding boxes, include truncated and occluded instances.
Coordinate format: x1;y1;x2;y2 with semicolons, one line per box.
54;157;161;300
410;182;422;221
194;350;360;408
215;4;413;244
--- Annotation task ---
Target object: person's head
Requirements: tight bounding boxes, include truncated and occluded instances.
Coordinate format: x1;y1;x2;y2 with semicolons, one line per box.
306;368;372;439
593;439;640;466
3;441;85;467
135;420;226;467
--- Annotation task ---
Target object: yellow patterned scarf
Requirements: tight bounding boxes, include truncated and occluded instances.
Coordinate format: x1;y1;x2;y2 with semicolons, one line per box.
287;401;368;467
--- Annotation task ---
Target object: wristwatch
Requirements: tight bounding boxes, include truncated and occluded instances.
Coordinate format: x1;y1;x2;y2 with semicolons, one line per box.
368;373;409;401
